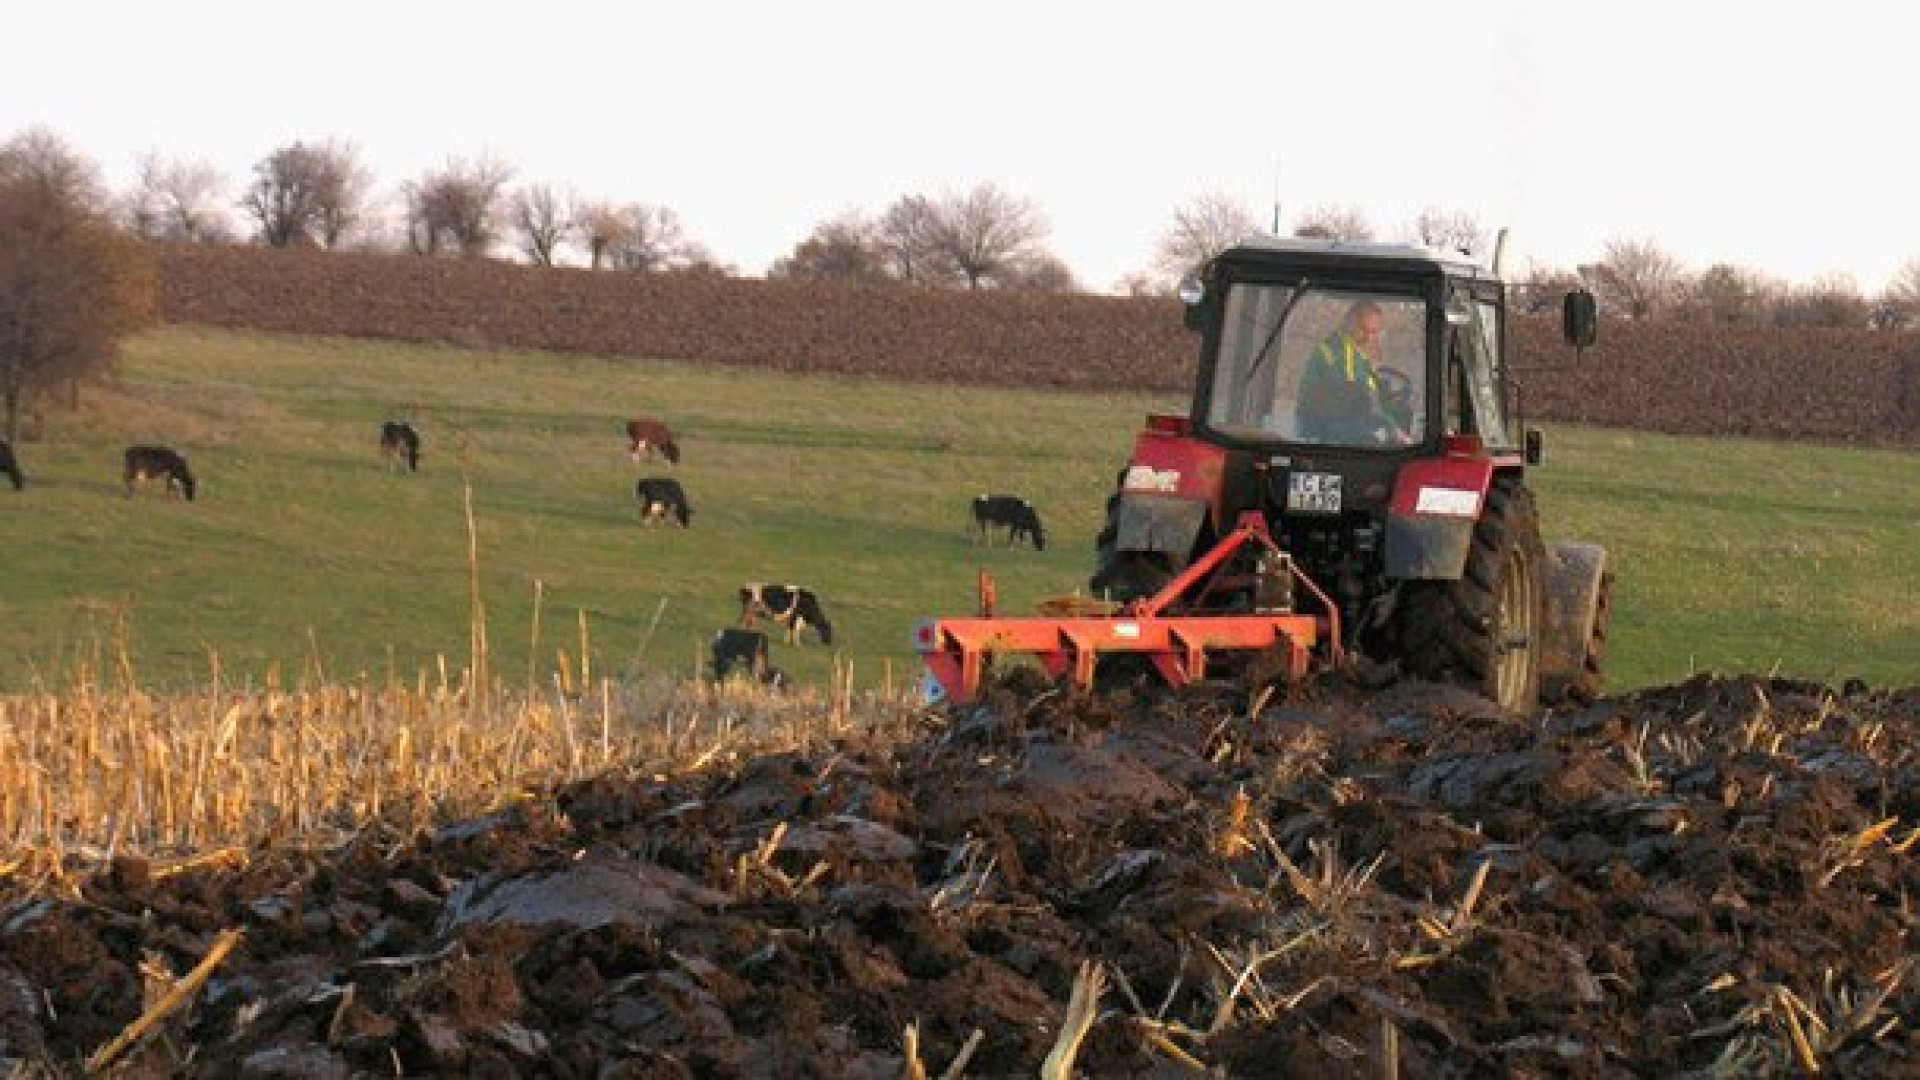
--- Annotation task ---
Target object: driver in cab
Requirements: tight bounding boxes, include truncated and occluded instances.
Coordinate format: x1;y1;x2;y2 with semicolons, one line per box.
1295;300;1414;444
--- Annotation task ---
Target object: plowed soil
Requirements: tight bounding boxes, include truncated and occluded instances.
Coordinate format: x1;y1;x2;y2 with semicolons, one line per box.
3;672;1915;1077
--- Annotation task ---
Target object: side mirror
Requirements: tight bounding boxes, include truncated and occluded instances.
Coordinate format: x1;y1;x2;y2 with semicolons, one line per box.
1179;275;1207;331
1524;428;1545;465
1562;289;1598;349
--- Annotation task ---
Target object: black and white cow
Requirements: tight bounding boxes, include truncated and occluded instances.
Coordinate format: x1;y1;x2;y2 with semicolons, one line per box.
710;627;786;686
971;494;1046;551
380;420;421;472
124;445;197;501
738;583;833;646
0;438;22;491
636;477;692;527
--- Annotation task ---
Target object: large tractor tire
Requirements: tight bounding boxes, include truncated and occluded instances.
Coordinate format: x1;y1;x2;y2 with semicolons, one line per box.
1542;566;1611;706
1398;478;1548;713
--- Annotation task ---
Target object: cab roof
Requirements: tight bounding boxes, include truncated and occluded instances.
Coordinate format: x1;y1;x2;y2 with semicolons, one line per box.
1220;232;1500;283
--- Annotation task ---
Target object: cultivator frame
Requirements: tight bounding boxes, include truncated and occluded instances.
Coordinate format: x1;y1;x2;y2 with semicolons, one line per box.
916;514;1344;705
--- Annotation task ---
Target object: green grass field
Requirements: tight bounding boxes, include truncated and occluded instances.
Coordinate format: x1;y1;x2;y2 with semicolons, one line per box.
0;326;1913;694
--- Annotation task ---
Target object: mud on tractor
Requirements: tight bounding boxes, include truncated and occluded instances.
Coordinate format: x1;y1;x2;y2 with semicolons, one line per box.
917;233;1610;713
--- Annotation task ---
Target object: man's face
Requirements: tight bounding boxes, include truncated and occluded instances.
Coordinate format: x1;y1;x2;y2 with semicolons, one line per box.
1354;312;1384;350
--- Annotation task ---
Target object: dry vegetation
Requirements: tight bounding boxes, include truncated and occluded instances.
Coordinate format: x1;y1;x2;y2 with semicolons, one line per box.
0;663;922;881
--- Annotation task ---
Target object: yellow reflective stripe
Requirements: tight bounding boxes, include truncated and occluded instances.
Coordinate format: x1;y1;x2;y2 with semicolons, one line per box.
1340;336;1379;391
1318;335;1379;393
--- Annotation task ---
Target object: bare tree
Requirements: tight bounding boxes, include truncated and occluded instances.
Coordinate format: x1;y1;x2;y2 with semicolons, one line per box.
1;127;104;204
1868;295;1906;332
1876;258;1920;330
1512;261;1586;316
794;189;1061;289
310;142;372;249
995;253;1079;294
770;211;892;284
404;155;515;258
877;195;946;285
1152;190;1260;283
0;128;154;440
1772;273;1869;329
1689;264;1776;327
926;183;1053;290
1292;204;1375;242
1591;238;1686;321
1409;207;1485;258
243;140;369;249
511;184;572;267
612;203;692;272
125;152;234;244
572;199;632;269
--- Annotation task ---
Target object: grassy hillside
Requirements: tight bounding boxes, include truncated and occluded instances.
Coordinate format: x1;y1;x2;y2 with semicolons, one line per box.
0;327;1912;694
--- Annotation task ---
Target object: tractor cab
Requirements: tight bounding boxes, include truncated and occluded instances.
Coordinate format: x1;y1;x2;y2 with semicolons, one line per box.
1188;236;1521;460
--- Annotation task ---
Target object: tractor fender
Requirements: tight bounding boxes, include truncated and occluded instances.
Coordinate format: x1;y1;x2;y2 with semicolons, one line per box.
1111;427;1228;557
1383;457;1496;579
1539;541;1609;686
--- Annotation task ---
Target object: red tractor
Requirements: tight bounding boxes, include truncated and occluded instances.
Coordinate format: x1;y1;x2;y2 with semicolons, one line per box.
918;234;1609;713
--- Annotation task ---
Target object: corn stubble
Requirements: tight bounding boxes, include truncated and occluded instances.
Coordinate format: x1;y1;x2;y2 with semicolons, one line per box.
0;660;922;887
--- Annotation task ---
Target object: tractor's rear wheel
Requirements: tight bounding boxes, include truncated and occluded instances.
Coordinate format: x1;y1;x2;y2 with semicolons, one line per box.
1543;567;1611;706
1399;478;1547;713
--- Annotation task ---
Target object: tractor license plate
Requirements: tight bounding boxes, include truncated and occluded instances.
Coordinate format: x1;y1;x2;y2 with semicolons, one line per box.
1287;472;1342;514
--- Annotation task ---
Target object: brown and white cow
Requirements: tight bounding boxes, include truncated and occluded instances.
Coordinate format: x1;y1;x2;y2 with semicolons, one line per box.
625;419;681;464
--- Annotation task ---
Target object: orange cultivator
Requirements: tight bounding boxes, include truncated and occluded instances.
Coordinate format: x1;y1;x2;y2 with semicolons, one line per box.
915;513;1344;705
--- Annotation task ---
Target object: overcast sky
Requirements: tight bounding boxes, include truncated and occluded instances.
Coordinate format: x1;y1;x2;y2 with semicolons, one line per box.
5;1;1913;293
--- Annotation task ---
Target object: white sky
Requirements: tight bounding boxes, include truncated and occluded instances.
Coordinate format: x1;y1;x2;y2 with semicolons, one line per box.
5;1;1914;293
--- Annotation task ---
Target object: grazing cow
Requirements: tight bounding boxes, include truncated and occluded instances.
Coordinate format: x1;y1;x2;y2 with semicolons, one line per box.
124;445;197;501
380;421;421;472
971;494;1046;551
635;477;693;527
710;627;786;687
738;583;833;646
0;439;22;491
625;419;681;464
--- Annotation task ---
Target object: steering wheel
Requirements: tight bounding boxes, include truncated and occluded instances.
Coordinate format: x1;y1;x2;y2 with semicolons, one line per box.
1375;365;1413;415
